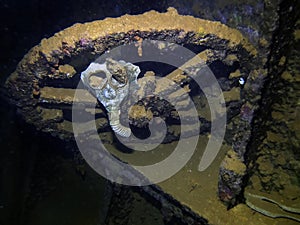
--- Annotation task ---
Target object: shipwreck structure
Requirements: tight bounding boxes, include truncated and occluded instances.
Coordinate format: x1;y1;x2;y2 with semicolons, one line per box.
3;3;299;224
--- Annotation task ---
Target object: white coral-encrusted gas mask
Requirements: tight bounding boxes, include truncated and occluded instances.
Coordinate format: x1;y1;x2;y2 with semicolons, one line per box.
81;58;140;137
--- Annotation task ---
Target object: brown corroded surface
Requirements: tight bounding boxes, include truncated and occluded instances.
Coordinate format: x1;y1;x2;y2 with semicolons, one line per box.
35;7;256;59
4;7;260;138
3;7;275;225
40;87;95;104
244;11;300;222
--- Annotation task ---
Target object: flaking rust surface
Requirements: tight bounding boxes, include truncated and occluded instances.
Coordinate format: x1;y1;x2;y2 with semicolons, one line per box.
91;10;291;225
6;7;258;130
40;87;95;104
4;7;288;225
23;7;256;66
109;132;294;225
155;137;297;225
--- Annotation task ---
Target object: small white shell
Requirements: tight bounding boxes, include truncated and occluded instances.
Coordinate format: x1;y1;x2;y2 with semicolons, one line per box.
239;77;245;85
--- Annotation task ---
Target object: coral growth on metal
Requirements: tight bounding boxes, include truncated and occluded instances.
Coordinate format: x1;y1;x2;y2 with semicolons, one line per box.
3;8;265;207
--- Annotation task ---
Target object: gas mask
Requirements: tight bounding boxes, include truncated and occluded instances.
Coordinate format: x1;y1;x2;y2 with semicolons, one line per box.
81;58;140;137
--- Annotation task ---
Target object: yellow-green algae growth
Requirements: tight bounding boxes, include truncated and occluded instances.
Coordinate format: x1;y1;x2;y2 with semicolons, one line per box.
7;7;291;224
106;133;297;225
19;7;256;68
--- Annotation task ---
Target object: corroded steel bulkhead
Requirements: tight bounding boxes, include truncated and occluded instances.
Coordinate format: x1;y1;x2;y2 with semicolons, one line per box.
4;7;266;210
